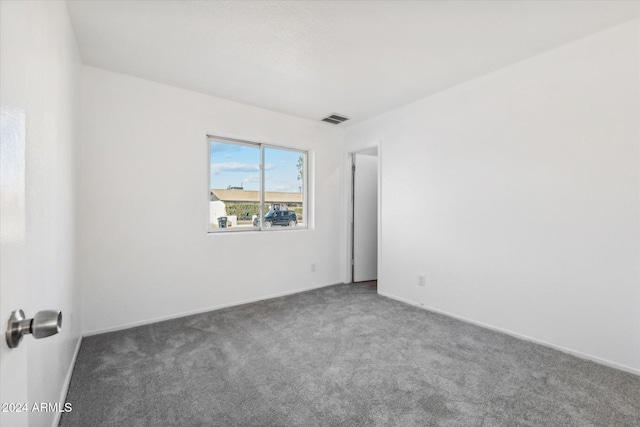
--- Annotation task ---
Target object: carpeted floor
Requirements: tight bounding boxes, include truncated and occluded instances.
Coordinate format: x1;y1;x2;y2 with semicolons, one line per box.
60;283;640;427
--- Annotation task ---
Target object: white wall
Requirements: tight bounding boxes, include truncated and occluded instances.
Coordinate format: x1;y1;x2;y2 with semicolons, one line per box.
345;19;640;374
0;2;83;427
79;67;344;334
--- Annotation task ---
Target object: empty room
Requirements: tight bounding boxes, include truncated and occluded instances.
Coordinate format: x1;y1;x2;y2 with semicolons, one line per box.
1;1;639;426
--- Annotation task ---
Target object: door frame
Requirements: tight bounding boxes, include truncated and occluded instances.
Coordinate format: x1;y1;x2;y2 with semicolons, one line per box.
347;145;381;284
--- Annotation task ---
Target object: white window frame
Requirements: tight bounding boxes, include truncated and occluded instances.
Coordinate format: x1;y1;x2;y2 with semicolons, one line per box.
207;135;308;233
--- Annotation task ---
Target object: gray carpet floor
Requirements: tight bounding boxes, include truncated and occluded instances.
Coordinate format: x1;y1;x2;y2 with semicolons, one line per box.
60;283;640;427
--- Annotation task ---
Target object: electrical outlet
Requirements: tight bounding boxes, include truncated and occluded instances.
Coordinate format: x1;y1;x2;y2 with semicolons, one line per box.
418;275;426;286
311;263;316;273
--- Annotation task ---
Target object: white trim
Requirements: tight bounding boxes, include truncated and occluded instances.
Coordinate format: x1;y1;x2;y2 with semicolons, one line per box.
303;150;309;229
344;154;354;283
52;336;82;427
377;140;382;291
206;135;212;234
260;143;265;229
84;281;342;336
378;290;640;377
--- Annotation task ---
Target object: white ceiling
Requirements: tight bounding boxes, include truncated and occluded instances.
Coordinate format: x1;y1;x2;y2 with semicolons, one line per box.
66;1;639;126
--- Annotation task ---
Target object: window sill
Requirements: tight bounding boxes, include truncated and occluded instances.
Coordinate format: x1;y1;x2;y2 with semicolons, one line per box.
207;226;310;234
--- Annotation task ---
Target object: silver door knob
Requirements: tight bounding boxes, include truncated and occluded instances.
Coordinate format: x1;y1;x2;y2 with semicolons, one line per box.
5;309;62;348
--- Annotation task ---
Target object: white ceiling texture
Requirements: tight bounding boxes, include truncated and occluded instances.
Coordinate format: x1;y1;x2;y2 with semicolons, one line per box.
66;1;639;126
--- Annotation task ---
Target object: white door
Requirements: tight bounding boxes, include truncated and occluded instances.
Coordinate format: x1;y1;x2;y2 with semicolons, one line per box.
353;152;378;282
1;1;29;426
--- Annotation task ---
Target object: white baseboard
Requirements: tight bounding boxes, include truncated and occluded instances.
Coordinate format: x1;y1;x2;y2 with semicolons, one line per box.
84;281;342;337
52;336;82;427
378;290;640;377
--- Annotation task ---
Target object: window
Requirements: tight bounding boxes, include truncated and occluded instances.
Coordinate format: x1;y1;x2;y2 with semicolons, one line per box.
208;136;307;232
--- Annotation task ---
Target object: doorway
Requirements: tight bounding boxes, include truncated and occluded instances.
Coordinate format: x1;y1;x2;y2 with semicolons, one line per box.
350;148;379;283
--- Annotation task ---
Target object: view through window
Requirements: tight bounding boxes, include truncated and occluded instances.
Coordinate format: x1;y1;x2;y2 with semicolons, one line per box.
209;136;307;232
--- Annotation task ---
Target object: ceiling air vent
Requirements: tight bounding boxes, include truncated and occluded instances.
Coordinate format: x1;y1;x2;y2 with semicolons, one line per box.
321;113;349;125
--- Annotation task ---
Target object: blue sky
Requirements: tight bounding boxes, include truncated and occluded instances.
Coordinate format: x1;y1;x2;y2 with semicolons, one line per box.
210;140;303;193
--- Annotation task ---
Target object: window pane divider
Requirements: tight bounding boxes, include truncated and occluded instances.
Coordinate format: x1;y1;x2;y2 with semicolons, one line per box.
260;144;265;230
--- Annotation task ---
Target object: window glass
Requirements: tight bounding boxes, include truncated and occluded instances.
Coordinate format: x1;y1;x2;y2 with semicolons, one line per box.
209;139;260;231
264;147;306;229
